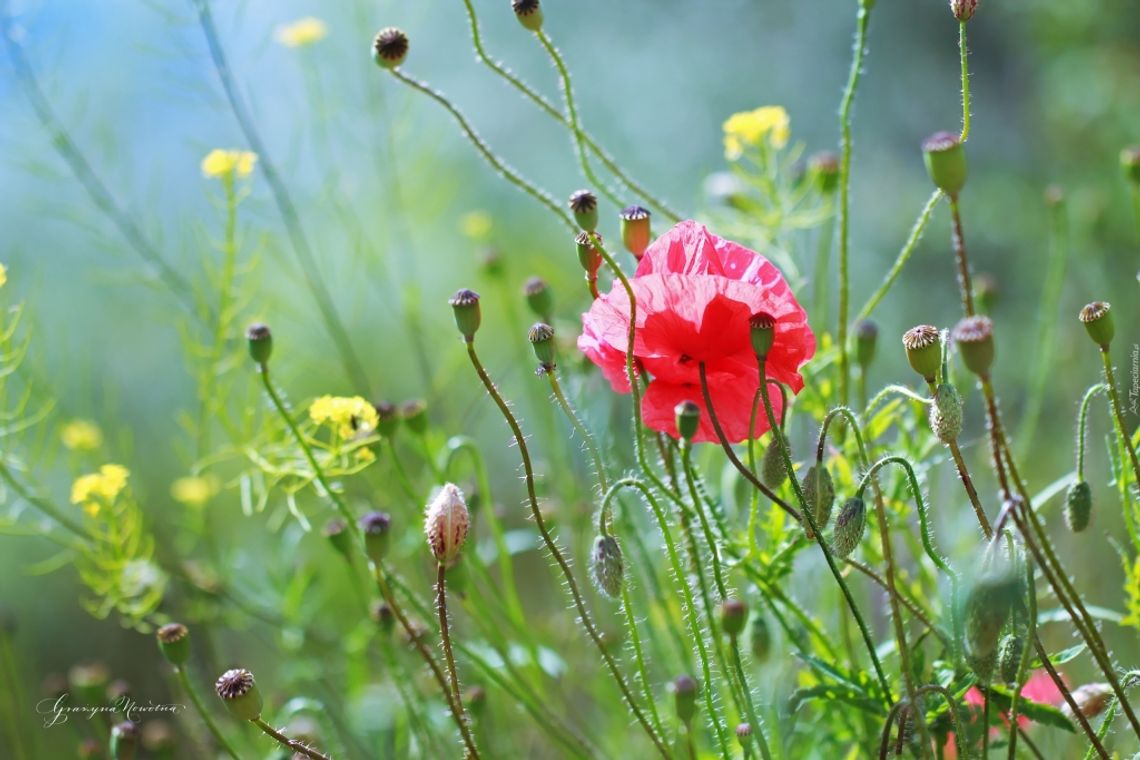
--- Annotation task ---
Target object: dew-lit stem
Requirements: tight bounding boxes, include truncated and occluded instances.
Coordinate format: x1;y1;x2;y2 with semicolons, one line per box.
1075;384;1107;480
1101;348;1140;490
924;380;990;537
173;667;241;760
253;717;331;760
436;564;465;713
948;196;975;317
958;22;971;142
979;377;1013;499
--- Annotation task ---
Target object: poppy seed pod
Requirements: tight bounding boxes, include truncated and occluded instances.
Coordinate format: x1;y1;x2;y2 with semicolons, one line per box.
1078;301;1114;349
720;598;747;638
155;623;190;666
360;511;392;564
424;483;469;568
512;0;543;31
929;383;963;443
568;189;599;231
922;131;968;197
246;323;272;365
575;231;603;279
808;151;840;194
830;497;866;559
950;0;978;22
952;316;995;377
855;319;878;370
963;565;1021;669
1121;146;1140;185
110;721;139;760
801;464;836;534
671;675;699;725
215;668;262;721
974;272;999;315
524;277;553;322
449;289;482;341
589;534;624;598
529;322;557;368
401;400;428;435
323;519;353;559
372;27;409;69
902;325;942;383
1064;480;1092;533
749;311;776;360
749;612;771;661
735;723;753;743
620;205;652;259
675;400;701;442
375;402;400;438
761;439;787;489
997;633;1025;684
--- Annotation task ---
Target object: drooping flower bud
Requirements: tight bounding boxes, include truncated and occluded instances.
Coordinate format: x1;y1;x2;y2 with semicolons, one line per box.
902;325;942;383
922;131;967;197
950;0;978;22
575;231;603;280
830;497;866;558
528;322;557;369
749;311;776;360
568;189;599;231
1063;683;1114;720
372;27;409;69
156;623;190;666
997;633;1024;684
963;562;1021;672
424;483;470;568
761;439;787;489
246;323;273;365
735;723;753;744
512;0;543;31
719;598;747;638
449;289;482;341
952;316;995;377
589;534;624;599
620;205;652;259
323;519;353;560
110;721;140;760
1121;146;1140;185
215;668;263;721
801;464;836;535
523;276;553;322
975;272;998;314
360;511;392;564
854;319;878;370
1078;301;1114;349
929;383;963;443
375;402;400;438
749;612;771;661
808;151;840;194
1064;480;1092;533
400;400;428;435
675;400;700;442
671;675;699;726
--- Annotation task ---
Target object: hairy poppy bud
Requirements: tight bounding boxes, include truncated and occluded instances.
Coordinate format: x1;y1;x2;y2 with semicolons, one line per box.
1064;480;1092;533
1121;146;1140;185
156;623;190;666
749;612;771;661
360;511;392;564
952;316;995;377
855;319;878;370
761;439;787;489
831;497;866;558
620;205;652;259
749;312;776;360
529;322;557;369
425;483;469;568
246;323;273;365
1064;683;1114;720
370;601;395;633
671;675;699;725
997;633;1024;684
111;721;139;760
809;152;840;194
902;325;942;383
449;289;482;341
400;400;428;435
375;402;400;438
523;276;553;322
735;723;753;743
950;0;977;21
512;0;543;31
720;598;747;637
801;464;836;534
1078;301;1113;349
323;519;353;559
576;231;603;279
922;131;967;197
974;272;998;315
590;534;624;598
675;400;700;441
215;668;262;721
964;564;1020;670
568;189;599;231
929;383;963;443
372;27;409;69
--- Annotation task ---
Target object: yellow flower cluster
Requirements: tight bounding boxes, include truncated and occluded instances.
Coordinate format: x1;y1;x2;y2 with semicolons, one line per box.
309;395;379;438
71;464;130;516
171;475;219;508
0;262;7;288
201;149;258;180
61;419;103;451
723;106;791;160
460;211;493;241
276;17;328;48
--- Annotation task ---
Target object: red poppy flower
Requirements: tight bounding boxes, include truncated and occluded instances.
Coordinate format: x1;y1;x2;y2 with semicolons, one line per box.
578;220;815;443
943;670;1064;759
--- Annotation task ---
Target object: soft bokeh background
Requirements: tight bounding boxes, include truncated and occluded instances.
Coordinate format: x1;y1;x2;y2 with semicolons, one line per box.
1;0;1138;756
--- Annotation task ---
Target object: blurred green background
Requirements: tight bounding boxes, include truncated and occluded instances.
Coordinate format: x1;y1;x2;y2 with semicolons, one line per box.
1;0;1138;756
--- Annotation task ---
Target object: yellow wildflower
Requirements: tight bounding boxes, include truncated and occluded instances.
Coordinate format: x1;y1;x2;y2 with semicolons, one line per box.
171;475;219;508
71;464;130;516
61;419;103;451
460;211;493;241
723;106;791;160
0;263;7;288
309;395;379;438
201;149;258;180
275;17;328;48
355;447;376;464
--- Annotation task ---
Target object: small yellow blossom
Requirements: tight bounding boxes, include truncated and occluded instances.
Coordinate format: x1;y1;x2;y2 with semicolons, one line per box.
309;395;379;438
723;106;790;160
171;475;219;508
61;419;104;451
0;263;7;288
355;447;377;464
71;464;130;516
275;17;328;48
460;211;493;241
201;149;258;180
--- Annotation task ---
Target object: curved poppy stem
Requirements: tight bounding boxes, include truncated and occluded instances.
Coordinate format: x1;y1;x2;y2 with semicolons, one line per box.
856;190;943;323
1100;348;1140;491
436;564;464;714
1075;383;1107;480
253;718;331;760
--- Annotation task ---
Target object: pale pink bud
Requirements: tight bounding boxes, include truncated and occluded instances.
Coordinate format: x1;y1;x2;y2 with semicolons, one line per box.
424;483;469;567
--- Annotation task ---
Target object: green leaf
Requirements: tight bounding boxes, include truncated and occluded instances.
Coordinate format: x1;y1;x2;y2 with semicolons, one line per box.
985;685;1076;733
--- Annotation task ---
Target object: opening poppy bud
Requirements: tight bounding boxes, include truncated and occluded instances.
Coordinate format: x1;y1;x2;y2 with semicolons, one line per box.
449;289;482;341
808;152;840;194
374;402;400;438
528;322;557;369
465;685;488;718
372;27;408;69
997;633;1024;684
620;205;652;259
589;534;624;599
1078;301;1113;349
922;131;967;197
215;668;262;721
524;276;553;323
801;464;836;536
675;400;701;441
719;598;747;638
360;511;392;564
512;0;543;31
323;519;353;559
155;623;190;666
400;400;428;435
568;189;599;231
1121;146;1140;185
110;721;139;760
1064;683;1114;720
735;723;753;743
929;383;963;443
952;316;995;377
749;311;776;359
950;0;977;21
830;497;866;558
424;483;469;568
246;323;272;365
749;612;771;661
902;325;942;383
1064;480;1092;533
974;272;998;314
370;601;395;634
671;675;699;726
575;231;603;279
854;319;878;370
963;561;1020;668
761;439;787;489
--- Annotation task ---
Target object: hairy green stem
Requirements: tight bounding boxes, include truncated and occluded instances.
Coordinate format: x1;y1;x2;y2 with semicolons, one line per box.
948;196;975;317
1075;384;1108;480
958;22;971;142
857;190;942;322
253;717;331;760
1006;549;1038;759
1102;348;1140;491
436;563;465;715
0;460;88;540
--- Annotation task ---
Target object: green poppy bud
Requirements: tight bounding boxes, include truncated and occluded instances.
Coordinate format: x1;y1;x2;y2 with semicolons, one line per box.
620;205;652;259
855;319;878;370
749;612;771;661
372;27;409;69
809;152;840;194
671;675;699;726
323;519;353;560
964;563;1020;671
998;633;1025;684
568;189;599;231
952;316;995;378
929;383;963;443
830;497;866;559
512;0;543;31
749;311;776;360
922;131;967;197
155;623;190;667
215;668;262;721
950;0;978;21
1121;146;1140;185
449;289;482;341
1064;480;1092;533
400;400;428;435
801;464;836;535
1078;301;1113;349
523;277;553;323
761;439;787;489
575;231;603;280
675;400;700;442
246;323;273;365
110;721;139;760
528;322;557;369
589;534;624;599
360;511;392;564
720;598;747;638
735;723;753;744
902;325;942;383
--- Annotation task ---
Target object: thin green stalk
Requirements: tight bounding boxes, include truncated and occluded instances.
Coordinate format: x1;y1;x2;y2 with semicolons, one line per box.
812;216;835;329
1132;185;1140;244
856;190;942;322
548;371;609;491
1006;550;1038;760
681;444;729;600
958;22;971;142
253;717;331;760
436;563;465;715
948;197;975;316
1101;348;1140;491
0;632;28;760
729;641;774;760
0;460;88;539
174;667;242;760
619;581;666;738
1075;384;1108;479
384;438;419;502
1084;699;1120;760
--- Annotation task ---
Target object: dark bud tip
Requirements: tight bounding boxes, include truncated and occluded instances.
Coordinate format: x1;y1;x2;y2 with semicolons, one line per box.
215;668;262;721
400;399;428;435
951;315;995;377
902;324;943;383
156;623;190;666
854;319;878;369
449;288;482;341
375;401;400;437
523;276;553;321
1078;301;1113;348
674;400;701;441
922;131;967;196
323;519;353;559
246;323;273;365
360;511;393;564
370;601;396;633
512;0;544;31
671;675;699;725
372;27;409;69
528;322;557;369
719;598;747;638
749;311;777;359
808;151;840;194
568;189;599;231
619;205;652;260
